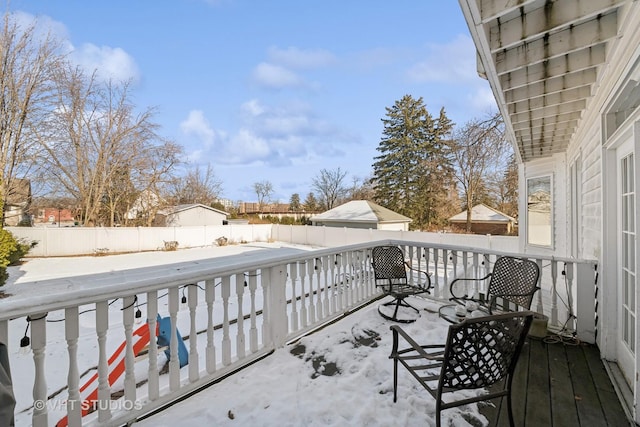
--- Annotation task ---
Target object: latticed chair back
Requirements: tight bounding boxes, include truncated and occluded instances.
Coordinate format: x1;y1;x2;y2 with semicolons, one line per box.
371;246;431;322
488;256;540;311
372;246;408;290
439;311;532;392
390;311;533;426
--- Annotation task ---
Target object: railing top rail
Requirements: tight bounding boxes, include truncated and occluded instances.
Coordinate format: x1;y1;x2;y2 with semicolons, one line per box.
0;238;596;321
385;239;598;266
0;241;379;321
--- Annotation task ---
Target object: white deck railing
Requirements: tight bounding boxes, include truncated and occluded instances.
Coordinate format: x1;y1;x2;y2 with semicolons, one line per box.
0;239;596;427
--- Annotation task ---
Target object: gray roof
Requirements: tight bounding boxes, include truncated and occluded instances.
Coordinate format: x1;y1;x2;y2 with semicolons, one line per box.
449;204;516;224
310;200;411;223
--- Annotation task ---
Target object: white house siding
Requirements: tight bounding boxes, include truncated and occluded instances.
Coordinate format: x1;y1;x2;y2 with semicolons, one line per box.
168;208;226;226
377;222;409;232
564;1;640;390
575;119;604;261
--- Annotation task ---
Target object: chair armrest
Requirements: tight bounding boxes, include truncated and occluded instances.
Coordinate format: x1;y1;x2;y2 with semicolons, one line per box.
405;262;432;291
449;273;492;300
390;325;445;361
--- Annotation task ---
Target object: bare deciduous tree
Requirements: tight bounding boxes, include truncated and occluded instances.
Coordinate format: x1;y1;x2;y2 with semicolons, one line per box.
253;180;274;211
0;13;62;224
450;112;509;232
312;167;348;210
169;164;222;207
37;65;177;226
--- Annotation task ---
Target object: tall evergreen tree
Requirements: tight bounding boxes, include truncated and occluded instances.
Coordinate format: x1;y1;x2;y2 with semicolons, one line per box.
372;95;454;229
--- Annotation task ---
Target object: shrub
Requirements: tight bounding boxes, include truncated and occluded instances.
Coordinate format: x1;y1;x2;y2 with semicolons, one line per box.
0;228;37;286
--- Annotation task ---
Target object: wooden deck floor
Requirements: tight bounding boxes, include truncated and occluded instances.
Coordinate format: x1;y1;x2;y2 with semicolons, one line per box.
481;336;632;426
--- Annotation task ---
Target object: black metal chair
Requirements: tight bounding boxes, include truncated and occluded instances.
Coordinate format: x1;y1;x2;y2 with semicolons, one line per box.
371;245;432;323
390;311;534;427
450;256;540;313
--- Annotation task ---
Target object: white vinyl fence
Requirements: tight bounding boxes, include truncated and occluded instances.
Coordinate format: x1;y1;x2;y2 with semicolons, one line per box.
8;224;519;258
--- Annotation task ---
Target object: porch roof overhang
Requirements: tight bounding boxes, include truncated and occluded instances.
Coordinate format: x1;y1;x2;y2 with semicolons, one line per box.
458;0;626;162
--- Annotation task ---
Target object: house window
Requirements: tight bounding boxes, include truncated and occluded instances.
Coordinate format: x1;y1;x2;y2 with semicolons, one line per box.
527;175;552;247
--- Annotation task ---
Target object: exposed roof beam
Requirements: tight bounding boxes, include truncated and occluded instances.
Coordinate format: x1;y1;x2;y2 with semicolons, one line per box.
512;115;579;131
504;68;597;103
508;85;592;113
518;133;572;145
479;0;536;24
514;118;581;134
494;12;617;75
510;99;586;123
489;0;625;51
516;127;574;139
499;44;606;89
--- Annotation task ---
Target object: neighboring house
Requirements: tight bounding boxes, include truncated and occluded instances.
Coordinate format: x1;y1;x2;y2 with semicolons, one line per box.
459;0;640;420
310;200;411;231
448;204;516;235
3;178;31;226
155;204;229;227
34;208;75;226
125;190;163;222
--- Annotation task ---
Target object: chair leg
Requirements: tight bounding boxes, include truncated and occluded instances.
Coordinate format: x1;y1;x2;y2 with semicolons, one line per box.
506;393;514;427
393;357;398;403
378;297;420;323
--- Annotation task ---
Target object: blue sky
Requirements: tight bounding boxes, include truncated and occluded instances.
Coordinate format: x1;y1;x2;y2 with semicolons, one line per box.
11;1;496;203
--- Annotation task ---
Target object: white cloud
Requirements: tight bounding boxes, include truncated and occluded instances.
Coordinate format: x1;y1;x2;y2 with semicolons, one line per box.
267;46;336;69
407;34;477;83
10;11;140;83
225;129;271;163
71;43;140;83
11;11;70;44
468;85;498;112
252;62;303;88
182;100;353;167
180;110;216;146
240;99;265;117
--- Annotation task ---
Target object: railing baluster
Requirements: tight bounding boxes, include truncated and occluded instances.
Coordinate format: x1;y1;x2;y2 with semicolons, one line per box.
31;313;48;427
96;301;111;423
535;259;544;313
221;276;232;366
205;279;216;373
565;262;576;331
551;260;559;326
248;270;259;353
322;255;331;316
168;287;180;391
330;254;339;312
314;257;323;319
147;290;160;400
432;249;440;298
290;264;299;332
442;249;449;298
472;252;480;299
450;250;458;300
65;307;81;427
346;252;354;306
188;284;199;383
123;295;136;404
300;262;308;328
236;273;246;359
339;253;348;310
408;246;415;286
307;260;316;323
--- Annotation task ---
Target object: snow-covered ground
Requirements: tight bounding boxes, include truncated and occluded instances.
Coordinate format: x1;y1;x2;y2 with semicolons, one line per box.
3;243;487;427
134;297;487;427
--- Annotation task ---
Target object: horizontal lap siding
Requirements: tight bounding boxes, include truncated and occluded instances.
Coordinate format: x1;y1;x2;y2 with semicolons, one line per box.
580;123;603;261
